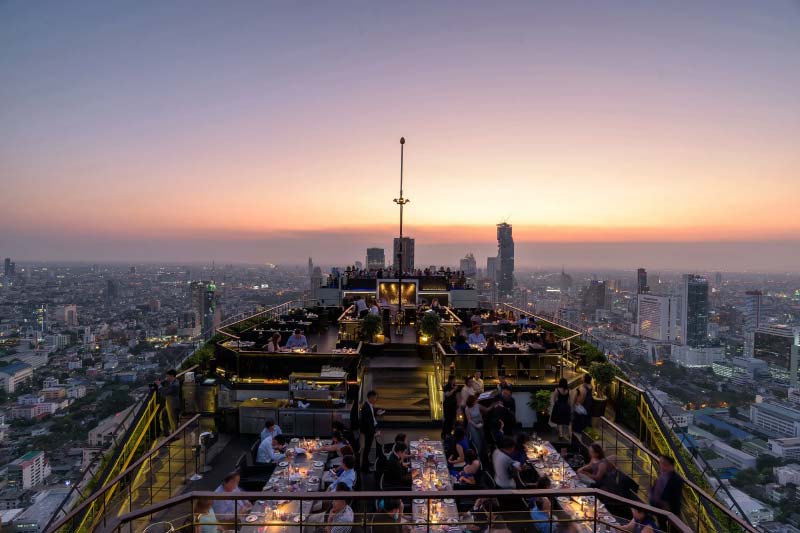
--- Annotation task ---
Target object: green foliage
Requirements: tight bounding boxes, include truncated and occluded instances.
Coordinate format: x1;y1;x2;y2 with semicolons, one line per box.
360;314;383;342
528;389;552;413
729;439;742;450
584;426;601;442
588;362;618;397
757;454;783;471
420;312;442;339
732;468;761;489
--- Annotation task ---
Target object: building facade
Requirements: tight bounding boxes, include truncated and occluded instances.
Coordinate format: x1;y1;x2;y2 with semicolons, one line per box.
392;237;415;273
366;248;385;270
496;223;514;297
681;274;709;346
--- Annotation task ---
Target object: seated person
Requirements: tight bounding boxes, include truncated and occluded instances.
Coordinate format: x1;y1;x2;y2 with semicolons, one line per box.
371;498;405;533
383;442;412;487
448;427;470;470
467;325;486;345
453;334;471;354
308;483;355;530
194;498;219;533
389;433;409;460
212;472;252;523
266;333;281;353
318;431;347;454
260;418;282;441
492;437;522;489
332;420;356;449
256;434;287;463
285;329;308;349
577;443;610;486
623;507;657;533
483;336;499;355
529;476;554;533
327;455;357;491
456;449;481;486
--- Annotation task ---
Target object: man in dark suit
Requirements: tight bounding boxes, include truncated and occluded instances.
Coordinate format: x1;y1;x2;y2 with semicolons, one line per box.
649;455;684;522
383;442;411;488
359;390;384;471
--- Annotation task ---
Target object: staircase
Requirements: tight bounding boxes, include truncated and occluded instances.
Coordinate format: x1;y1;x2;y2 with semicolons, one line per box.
363;343;437;427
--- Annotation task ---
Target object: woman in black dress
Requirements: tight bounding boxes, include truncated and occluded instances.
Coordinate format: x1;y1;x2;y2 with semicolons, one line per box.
442;374;458;439
550;378;573;440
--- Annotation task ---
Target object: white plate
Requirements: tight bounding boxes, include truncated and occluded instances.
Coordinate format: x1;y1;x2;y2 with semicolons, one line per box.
557;496;571;504
313;461;324;468
413;498;425;504
292;515;301;523
245;515;259;523
279;461;289;467
308;476;320;483
443;498;455;505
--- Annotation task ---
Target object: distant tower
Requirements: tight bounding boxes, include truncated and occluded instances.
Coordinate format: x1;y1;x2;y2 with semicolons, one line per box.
202;282;219;338
393;237;415;273
743;290;763;357
105;279;119;306
34;304;48;337
366;248;385;271
559;267;573;295
637;268;649;294
4;258;15;277
496;223;514;297
460;253;477;277
714;271;723;287
681;274;709;347
308;258;314;278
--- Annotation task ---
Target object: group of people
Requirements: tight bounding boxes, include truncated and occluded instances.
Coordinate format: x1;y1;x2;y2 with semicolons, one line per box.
264;328;309;352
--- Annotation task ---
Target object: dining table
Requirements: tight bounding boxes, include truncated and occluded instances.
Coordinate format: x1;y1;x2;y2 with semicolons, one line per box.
239;438;331;532
409;439;462;531
525;439;622;532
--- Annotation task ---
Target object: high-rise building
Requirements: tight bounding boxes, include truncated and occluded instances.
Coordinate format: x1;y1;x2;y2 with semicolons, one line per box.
582;280;607;317
62;304;78;327
559;267;573;295
715;271;723;287
496;223;514;296
486;257;498;282
637;294;678;342
744;290;763;357
3;258;15;277
680;274;709;347
366;248;385;270
202;282;219;338
308;257;313;278
33;304;48;336
753;326;800;384
637;268;649;294
393;237;415;273
460;253;477;277
105;279;119;305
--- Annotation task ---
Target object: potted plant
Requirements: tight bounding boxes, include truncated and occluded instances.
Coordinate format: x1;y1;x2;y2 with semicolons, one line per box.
360;314;383;343
529;389;552;432
588;362;618;417
419;311;442;344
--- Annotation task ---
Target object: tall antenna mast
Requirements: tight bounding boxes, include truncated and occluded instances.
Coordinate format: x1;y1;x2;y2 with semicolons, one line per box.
393;137;409;334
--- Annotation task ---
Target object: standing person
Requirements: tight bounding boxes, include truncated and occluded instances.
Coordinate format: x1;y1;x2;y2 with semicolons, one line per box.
550;378;573;441
359;390;384;472
156;369;180;437
355;296;368;318
492;436;522;489
472;371;485;393
369;300;381;316
465;395;485;457
649;456;684;523
573;374;594;433
442;375;458;439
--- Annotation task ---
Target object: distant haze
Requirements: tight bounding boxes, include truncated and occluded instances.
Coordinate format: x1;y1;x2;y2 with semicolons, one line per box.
2;2;799;269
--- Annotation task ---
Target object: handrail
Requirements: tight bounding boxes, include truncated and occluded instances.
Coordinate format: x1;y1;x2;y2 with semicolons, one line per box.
498;303;582;343
46;414;202;533
337;304;355;322
443;305;462;324
218;300;314;337
104;488;692;533
600;417;756;531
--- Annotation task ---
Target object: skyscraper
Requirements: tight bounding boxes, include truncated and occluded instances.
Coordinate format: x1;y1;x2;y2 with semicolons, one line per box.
393;237;415;273
308;257;313;278
486;257;498;282
496;223;514;296
105;279;119;305
202;282;219;338
744;290;763;357
34;304;48;336
3;258;15;277
637;294;678;341
681;274;709;347
366;248;385;271
460;253;477;277
63;304;78;327
637;268;649;294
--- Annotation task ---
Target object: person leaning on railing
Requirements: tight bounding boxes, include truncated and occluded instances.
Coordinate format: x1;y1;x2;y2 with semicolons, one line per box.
155;368;180;437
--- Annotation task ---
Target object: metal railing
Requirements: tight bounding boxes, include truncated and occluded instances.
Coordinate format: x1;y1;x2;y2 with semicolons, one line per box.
101;488;692;533
47;414;202;533
496;303;755;532
217;300;316;340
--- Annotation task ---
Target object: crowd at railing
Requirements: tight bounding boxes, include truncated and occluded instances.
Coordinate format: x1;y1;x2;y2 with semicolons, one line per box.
323;265;474;289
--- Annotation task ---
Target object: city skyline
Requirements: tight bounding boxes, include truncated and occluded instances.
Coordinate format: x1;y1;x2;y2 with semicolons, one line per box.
2;1;800;269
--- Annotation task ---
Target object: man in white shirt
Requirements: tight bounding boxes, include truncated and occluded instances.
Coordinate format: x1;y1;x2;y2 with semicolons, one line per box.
492;436;522;489
257;434;287;463
467;325;486;345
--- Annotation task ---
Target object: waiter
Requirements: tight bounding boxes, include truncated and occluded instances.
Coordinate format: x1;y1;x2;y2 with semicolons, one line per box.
359;390;385;472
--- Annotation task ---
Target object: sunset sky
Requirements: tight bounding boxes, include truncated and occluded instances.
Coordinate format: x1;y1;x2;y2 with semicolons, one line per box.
2;1;799;269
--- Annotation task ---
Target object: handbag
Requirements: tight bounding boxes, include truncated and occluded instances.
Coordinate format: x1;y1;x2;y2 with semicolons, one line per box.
574;404;588;416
